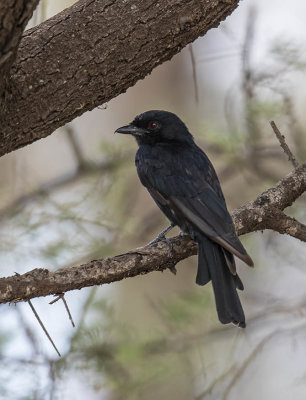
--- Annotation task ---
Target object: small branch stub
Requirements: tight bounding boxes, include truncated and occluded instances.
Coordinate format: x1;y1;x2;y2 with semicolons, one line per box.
270;121;299;168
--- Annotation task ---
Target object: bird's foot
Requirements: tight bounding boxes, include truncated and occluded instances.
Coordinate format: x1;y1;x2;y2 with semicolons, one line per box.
148;233;173;249
148;224;175;251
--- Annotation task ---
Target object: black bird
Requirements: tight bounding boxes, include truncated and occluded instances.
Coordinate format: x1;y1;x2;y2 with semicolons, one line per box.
115;110;254;327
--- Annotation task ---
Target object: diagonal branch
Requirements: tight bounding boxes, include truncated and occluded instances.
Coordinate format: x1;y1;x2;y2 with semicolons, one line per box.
232;164;306;235
0;0;40;95
0;164;305;304
262;211;306;242
0;0;240;157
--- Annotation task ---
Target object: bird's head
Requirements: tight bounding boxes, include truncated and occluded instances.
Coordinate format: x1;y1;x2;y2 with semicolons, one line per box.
115;110;193;145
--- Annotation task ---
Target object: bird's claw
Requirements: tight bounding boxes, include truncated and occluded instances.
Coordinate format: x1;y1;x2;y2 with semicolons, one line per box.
148;233;174;252
148;224;175;251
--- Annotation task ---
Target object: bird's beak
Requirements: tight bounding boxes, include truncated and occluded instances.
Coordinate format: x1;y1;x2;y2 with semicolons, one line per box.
115;124;149;136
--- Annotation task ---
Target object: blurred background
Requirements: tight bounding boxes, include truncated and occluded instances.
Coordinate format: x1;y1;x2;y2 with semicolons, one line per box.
1;0;306;399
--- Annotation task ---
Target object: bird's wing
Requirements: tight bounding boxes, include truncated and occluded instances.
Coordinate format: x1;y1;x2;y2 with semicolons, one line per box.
169;190;253;266
137;144;253;267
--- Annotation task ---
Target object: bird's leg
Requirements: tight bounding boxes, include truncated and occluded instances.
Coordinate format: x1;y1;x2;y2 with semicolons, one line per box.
148;223;175;247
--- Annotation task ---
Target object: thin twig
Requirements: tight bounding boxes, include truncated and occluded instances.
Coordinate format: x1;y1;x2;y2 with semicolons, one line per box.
270;121;299;168
61;295;75;328
49;295;62;305
189;44;199;104
27;300;61;357
49;294;75;328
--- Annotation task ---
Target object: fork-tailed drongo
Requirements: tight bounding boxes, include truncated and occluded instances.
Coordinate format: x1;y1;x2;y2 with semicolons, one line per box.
115;110;254;328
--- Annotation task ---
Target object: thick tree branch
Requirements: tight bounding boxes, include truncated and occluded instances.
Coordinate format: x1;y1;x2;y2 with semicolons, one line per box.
0;164;305;304
232;164;306;235
0;0;39;95
0;0;239;157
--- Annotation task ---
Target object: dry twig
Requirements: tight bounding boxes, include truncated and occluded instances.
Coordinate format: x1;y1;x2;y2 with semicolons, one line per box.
270;120;299;168
27;300;61;357
61;295;75;328
49;294;75;327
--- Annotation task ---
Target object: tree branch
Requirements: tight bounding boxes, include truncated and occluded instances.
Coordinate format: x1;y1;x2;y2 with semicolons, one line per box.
232;164;306;235
0;0;240;157
263;211;306;242
0;0;40;95
0;164;305;304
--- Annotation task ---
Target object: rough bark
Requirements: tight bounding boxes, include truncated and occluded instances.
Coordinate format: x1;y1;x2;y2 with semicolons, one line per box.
1;164;305;304
232;163;306;235
0;0;239;157
0;0;39;96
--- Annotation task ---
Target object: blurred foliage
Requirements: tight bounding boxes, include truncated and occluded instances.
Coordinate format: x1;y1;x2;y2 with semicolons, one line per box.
56;291;214;400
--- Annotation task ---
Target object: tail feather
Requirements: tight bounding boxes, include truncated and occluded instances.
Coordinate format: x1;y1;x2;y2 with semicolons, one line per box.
233;273;244;291
222;248;236;275
196;241;211;286
196;235;246;328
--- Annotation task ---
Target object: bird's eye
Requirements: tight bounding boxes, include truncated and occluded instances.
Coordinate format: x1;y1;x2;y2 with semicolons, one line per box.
148;121;159;130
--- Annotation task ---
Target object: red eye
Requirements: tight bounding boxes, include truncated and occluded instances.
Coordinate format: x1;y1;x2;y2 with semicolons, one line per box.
148;121;159;130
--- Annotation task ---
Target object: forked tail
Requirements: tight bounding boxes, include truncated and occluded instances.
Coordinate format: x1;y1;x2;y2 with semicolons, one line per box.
196;234;246;328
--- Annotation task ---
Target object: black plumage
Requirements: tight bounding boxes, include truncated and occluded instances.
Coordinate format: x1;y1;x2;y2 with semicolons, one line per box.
115;110;254;327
